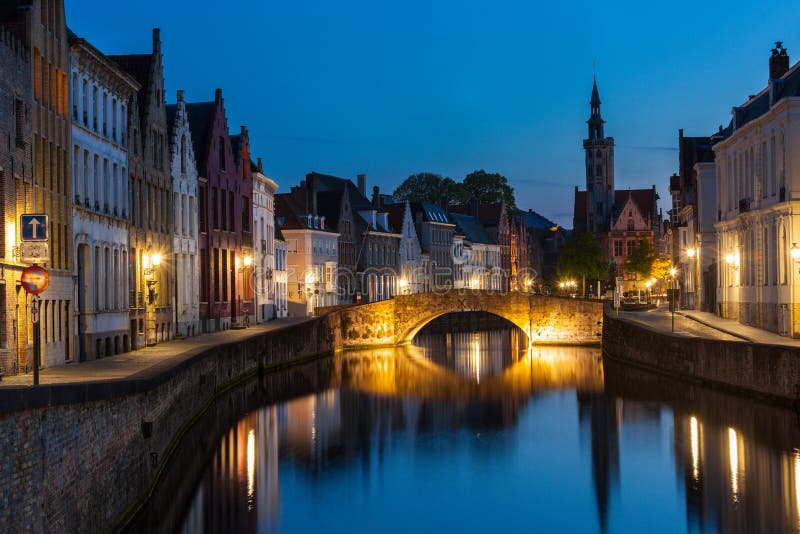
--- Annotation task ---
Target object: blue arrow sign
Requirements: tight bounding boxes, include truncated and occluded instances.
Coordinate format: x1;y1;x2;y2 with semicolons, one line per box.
20;214;49;242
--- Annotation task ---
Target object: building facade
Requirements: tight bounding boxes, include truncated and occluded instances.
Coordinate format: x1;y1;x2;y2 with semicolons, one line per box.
274;226;287;318
713;43;800;336
276;194;339;316
69;32;139;360
0;25;32;375
111;28;173;348
1;0;74;367
252;158;278;322
389;200;425;294
166;89;200;337
189;89;252;331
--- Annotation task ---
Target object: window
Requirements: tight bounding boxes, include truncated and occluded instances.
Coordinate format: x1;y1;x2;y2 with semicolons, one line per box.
199;187;207;232
213;248;220;300
626;240;636;257
242;196;250;232
218;136;226;170
14;98;24;147
180;135;187;174
627;219;634;231
228;191;235;231
614;240;623;257
212;187;218;229
596;165;602;176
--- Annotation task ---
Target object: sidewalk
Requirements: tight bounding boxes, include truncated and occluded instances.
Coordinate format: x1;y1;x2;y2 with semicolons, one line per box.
0;316;312;388
618;305;800;348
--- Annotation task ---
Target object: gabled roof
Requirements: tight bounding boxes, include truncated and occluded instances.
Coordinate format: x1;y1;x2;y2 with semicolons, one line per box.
184;101;215;175
409;202;452;224
612;189;657;224
108;53;152;123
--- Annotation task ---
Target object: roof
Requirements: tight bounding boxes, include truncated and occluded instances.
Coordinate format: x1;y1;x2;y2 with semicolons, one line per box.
274;224;285;242
184;101;215;175
613;189;657;223
275;193;337;233
722;51;800;134
408;202;452;224
449;213;494;245
107;54;152;123
516;209;557;231
448;202;505;227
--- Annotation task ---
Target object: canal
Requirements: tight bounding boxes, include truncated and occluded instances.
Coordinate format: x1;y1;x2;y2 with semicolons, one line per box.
131;312;800;533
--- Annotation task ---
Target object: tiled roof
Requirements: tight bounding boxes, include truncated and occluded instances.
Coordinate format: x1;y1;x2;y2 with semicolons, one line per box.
449;212;494;245
275;194;306;230
516;209;557;231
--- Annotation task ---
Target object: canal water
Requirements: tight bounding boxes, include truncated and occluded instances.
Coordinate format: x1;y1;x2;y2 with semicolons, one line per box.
135;313;800;533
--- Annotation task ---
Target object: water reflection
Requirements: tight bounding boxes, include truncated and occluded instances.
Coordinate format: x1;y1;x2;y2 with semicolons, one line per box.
157;344;800;533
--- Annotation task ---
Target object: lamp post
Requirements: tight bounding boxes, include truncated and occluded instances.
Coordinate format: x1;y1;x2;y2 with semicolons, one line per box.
145;252;162;346
670;266;677;333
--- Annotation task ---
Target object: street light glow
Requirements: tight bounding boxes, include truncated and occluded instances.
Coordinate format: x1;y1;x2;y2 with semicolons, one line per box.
243;255;253;267
151;253;162;267
791;243;800;260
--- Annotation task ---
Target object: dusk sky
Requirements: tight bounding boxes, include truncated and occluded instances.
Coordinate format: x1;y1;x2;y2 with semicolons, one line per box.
68;0;800;228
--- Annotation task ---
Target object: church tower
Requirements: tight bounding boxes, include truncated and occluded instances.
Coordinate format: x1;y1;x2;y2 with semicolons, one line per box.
583;77;615;232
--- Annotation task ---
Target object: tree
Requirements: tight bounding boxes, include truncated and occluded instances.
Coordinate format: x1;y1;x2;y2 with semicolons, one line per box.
556;232;607;297
461;170;516;209
392;173;461;204
650;255;672;281
625;239;658;281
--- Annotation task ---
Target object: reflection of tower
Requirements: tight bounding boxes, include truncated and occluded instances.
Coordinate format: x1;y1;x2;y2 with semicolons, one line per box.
578;393;620;533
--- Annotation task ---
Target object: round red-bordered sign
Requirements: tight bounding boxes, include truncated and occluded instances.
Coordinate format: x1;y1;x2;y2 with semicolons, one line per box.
21;265;49;295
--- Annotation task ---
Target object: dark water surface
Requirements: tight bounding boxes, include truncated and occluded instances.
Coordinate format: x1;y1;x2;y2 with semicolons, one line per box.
135;317;800;533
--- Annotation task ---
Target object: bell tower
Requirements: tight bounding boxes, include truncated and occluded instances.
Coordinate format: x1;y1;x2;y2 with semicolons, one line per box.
583;77;615;233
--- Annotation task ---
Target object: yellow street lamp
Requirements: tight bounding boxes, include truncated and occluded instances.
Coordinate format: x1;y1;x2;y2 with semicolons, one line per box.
243;255;253;267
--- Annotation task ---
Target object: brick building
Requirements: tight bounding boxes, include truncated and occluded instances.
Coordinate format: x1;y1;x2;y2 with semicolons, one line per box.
1;0;74;368
188;89;253;331
110;28;173;347
0;25;32;375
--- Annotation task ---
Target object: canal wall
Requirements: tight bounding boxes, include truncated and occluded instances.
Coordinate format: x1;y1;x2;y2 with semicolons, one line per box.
603;311;800;403
0;315;342;533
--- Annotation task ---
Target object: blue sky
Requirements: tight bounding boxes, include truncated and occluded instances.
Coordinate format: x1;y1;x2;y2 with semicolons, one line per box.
68;0;800;227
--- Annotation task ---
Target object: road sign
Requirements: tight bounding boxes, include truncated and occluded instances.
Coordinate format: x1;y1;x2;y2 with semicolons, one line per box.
19;241;49;264
20;214;48;242
20;265;49;295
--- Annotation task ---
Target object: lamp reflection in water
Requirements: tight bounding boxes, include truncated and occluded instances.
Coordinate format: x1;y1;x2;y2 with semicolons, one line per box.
690;416;700;482
728;427;740;503
473;334;481;384
247;428;256;510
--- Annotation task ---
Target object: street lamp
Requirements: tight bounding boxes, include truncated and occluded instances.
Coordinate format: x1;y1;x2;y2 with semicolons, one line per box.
398;278;409;294
670;266;677;333
145;251;162;346
792;243;800;273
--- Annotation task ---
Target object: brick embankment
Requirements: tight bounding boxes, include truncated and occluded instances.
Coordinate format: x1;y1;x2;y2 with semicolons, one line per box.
0;314;340;533
603;309;800;404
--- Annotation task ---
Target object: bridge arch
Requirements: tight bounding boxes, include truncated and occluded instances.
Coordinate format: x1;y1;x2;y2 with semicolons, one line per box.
397;305;530;345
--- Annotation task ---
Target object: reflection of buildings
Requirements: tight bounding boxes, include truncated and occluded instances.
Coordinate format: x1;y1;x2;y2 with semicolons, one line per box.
577;393;620;534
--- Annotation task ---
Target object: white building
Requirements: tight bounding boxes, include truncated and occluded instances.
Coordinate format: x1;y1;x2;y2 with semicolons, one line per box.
167;90;200;337
274;227;288;318
390;200;425;294
69;34;139;360
276;195;339;316
252;160;278;322
449;212;503;290
714;42;800;336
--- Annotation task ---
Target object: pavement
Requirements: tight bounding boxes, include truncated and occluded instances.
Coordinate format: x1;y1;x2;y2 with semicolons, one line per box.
0;316;312;388
617;305;800;347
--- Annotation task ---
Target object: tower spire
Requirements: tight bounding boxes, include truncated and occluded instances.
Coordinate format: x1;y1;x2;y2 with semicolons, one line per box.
588;76;605;139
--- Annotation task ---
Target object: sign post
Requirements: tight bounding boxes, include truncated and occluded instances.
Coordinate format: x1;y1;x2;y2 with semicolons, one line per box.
20;265;49;385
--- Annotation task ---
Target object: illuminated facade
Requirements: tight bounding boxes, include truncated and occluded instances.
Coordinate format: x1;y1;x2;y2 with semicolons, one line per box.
166;90;200;337
713;43;800;336
110;29;173;348
0;25;32;375
69;32;139;359
252;159;278;322
1;0;73;368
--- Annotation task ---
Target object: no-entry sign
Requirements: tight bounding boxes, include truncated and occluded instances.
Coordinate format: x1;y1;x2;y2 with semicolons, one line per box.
21;265;49;295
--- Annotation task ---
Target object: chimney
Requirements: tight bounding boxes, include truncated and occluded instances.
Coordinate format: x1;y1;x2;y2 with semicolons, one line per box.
770;42;790;79
257;157;263;172
176;89;184;103
306;173;317;215
215;88;223;104
152;28;161;52
357;174;366;197
372;186;380;208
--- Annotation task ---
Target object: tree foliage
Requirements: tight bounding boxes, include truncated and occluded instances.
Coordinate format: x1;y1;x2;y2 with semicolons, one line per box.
624;240;658;280
392;173;462;204
393;169;516;209
650;255;672;281
556;232;608;293
461;170;516;209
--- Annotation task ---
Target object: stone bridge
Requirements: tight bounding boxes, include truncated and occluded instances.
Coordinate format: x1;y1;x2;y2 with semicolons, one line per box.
319;290;604;349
